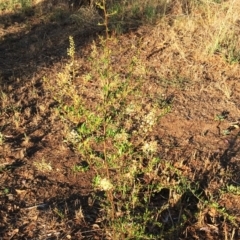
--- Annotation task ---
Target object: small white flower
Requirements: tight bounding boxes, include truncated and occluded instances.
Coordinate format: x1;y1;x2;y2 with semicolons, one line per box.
139;110;157;132
141;141;158;154
144;111;156;126
114;132;128;143
66;129;81;143
125;104;136;115
98;178;113;191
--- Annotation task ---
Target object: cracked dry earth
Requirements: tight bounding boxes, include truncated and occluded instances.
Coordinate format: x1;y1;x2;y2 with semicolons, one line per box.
1;2;240;240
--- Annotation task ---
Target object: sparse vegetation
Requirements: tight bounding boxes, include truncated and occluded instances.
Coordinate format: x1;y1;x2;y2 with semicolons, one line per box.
0;0;240;239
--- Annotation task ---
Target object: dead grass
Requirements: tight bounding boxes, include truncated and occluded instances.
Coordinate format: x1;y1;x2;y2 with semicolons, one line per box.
0;0;240;239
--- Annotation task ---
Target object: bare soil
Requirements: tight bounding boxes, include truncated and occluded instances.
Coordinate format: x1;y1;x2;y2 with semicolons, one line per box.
0;1;240;239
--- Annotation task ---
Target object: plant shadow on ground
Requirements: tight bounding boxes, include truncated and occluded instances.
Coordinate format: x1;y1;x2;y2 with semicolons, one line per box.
143;131;240;239
220;132;240;179
0;180;103;239
0;0;168;143
0;0;102;87
194;131;240;240
0;0;169;88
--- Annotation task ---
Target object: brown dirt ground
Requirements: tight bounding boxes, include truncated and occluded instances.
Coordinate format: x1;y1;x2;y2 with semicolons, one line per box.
0;0;240;239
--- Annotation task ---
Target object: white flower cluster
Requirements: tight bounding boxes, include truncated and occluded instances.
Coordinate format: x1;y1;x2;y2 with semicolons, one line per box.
114;131;129;143
66;129;81;144
98;178;114;191
125;104;137;115
141;140;158;154
140;110;157;133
